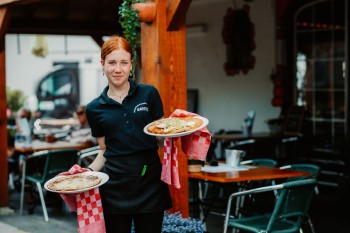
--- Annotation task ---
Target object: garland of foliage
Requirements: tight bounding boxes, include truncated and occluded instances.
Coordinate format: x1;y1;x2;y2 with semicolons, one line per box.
118;0;142;79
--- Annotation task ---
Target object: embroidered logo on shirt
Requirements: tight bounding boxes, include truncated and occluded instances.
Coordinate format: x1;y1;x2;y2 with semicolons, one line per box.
134;102;149;113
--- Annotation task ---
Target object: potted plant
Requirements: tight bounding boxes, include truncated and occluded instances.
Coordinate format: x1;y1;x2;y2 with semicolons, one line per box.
6;86;27;126
132;1;157;23
6;87;27;146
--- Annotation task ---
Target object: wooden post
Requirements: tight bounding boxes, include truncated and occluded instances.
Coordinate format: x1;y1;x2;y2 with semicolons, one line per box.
0;6;11;208
140;0;191;217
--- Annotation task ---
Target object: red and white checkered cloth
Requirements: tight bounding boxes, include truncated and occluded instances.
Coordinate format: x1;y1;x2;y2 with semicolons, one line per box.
59;164;106;233
161;109;211;189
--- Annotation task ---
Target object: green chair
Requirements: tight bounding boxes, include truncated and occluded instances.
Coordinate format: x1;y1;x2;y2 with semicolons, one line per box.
20;149;79;222
77;146;99;166
240;158;278;167
280;163;320;182
223;179;317;233
237;158;279;216
279;163;321;233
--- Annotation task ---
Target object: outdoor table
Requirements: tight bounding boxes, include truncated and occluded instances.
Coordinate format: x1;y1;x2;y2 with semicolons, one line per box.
188;165;309;223
14;139;89;154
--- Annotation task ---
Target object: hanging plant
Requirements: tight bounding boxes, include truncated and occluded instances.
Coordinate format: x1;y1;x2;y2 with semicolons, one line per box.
32;35;49;58
222;4;256;76
118;0;142;78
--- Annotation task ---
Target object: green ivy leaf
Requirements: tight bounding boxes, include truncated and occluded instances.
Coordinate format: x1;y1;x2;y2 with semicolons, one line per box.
118;0;141;79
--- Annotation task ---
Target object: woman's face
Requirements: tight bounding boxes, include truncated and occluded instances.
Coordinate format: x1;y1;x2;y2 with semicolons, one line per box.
101;49;132;87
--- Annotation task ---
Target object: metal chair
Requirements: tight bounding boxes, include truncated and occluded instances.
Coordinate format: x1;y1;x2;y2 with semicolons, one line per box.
240;158;278;167
77;145;99;166
280;163;320;182
20;149;78;222
223;179;317;233
236;158;279;216
279;163;321;233
8;157;19;191
192;138;254;222
222;139;256;161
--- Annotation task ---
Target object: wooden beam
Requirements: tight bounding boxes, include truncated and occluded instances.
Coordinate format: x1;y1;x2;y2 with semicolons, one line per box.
0;0;40;7
166;0;192;31
90;34;104;48
0;6;11;207
0;3;10;37
0;0;23;6
8;19;123;36
141;0;190;217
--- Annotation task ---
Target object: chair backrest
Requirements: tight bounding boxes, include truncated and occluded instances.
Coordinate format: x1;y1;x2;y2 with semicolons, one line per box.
281;163;320;182
223;179;317;233
282;105;305;135
225;139;256;161
240;158;279;195
77;146;99;166
241;158;278;167
41;149;79;181
78;145;100;155
267;179;317;231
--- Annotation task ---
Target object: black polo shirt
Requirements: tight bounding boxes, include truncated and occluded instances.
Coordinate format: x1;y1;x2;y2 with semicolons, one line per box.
86;80;164;156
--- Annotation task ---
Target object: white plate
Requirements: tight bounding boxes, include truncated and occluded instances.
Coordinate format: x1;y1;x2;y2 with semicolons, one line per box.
44;171;109;194
143;116;209;138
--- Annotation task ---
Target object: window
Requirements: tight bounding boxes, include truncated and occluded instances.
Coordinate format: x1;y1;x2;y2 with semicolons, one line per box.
293;0;347;143
36;67;79;118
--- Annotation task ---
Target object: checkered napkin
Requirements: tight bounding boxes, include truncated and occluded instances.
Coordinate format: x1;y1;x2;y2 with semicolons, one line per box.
161;109;211;189
59;164;106;233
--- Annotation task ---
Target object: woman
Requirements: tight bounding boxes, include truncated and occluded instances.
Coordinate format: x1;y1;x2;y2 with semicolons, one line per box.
85;35;172;233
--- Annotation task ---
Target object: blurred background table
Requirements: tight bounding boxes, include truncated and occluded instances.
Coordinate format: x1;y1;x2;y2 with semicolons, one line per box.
14;140;89;154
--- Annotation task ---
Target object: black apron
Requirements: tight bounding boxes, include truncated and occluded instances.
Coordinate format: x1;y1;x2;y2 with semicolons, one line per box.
101;149;172;214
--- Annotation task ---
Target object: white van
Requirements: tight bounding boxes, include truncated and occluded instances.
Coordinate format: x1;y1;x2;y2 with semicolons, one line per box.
36;63;106;118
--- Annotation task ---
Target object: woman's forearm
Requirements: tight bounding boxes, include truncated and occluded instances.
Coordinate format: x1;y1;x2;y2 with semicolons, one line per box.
87;150;106;172
87;137;106;171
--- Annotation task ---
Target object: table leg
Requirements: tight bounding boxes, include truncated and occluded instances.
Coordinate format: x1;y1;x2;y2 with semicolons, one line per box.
202;183;221;223
192;179;199;217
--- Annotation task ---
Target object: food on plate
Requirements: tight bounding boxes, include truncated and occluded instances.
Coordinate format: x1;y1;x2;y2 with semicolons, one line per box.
47;174;102;191
147;116;203;134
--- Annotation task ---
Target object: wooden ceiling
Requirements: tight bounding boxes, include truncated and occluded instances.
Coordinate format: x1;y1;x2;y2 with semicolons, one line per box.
6;0;124;38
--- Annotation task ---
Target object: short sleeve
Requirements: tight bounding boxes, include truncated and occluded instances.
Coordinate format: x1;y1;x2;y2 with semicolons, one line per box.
86;103;104;137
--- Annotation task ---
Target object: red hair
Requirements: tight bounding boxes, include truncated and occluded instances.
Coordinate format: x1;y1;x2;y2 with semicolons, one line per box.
100;35;132;61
